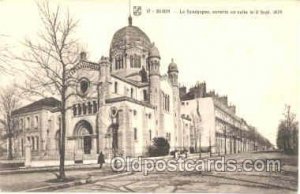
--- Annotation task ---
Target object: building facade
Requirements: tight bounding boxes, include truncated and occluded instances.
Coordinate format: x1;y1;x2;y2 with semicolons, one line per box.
12;17;194;160
11;17;271;161
180;82;272;155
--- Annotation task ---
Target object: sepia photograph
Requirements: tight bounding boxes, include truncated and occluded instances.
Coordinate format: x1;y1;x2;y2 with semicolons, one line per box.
0;0;299;193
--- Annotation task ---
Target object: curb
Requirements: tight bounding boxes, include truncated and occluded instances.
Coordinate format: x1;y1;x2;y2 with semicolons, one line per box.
0;164;100;175
21;171;133;192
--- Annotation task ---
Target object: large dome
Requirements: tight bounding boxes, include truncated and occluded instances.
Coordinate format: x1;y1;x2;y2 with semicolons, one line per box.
110;19;152;54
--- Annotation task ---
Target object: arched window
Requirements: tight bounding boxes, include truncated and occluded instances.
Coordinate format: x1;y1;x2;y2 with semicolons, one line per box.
143;90;147;101
134;128;137;140
77;104;82;115
115;58;118;69
87;102;92;114
133;55;141;68
114;82;118;93
137;56;141;68
82;103;87;115
115;55;123;70
20;119;23;130
80;79;89;94
130;56;134;68
36;136;39;151
130;88;134;98
73;105;77;116
26;117;30;129
93;101;98;113
34;116;39;129
31;136;35;150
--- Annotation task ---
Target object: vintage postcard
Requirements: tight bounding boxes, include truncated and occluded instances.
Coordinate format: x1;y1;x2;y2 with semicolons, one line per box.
0;0;299;193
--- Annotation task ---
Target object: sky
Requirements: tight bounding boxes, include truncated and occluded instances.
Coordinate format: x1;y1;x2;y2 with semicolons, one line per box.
0;0;299;146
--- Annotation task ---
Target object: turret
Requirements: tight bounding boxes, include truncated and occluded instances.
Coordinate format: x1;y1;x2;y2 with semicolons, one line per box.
97;56;112;154
148;43;161;105
148;43;161;136
168;59;181;148
98;56;111;104
168;58;178;87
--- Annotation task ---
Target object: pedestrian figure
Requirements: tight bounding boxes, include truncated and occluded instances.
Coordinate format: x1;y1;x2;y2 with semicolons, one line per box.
98;151;105;169
171;150;176;158
175;151;179;159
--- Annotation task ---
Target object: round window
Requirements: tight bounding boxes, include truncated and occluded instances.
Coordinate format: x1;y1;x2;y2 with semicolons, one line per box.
79;78;89;95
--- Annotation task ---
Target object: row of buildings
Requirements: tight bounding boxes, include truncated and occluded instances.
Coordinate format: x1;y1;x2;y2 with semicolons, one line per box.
8;16;272;161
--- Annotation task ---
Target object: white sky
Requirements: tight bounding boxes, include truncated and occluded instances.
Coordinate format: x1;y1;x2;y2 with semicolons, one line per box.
0;0;299;146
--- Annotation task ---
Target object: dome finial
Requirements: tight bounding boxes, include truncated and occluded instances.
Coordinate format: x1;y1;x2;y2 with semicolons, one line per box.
171;58;174;63
128;15;132;26
128;0;132;26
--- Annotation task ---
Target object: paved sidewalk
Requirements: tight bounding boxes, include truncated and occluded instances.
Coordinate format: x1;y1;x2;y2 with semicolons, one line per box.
0;165;118;192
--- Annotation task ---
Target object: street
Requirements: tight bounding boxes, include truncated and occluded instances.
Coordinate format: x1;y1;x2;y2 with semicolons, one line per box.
1;151;294;193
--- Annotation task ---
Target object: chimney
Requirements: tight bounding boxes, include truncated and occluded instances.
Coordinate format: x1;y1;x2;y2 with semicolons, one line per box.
229;105;236;114
179;86;187;98
219;96;228;106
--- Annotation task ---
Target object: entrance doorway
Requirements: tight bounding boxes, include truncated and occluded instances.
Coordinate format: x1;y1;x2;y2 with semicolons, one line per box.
74;120;93;155
83;136;92;154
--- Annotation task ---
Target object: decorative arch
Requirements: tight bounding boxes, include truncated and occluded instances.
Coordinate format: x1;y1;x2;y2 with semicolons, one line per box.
73;120;93;154
73;120;93;136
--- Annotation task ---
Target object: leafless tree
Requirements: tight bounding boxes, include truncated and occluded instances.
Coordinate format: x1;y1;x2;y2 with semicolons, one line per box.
0;34;13;75
17;1;80;181
0;86;20;160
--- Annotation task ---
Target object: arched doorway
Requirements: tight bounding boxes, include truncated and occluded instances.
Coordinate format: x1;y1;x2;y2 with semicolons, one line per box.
105;123;119;156
74;120;93;154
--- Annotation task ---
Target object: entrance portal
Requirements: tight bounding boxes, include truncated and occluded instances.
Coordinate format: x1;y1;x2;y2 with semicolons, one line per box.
83;136;92;154
73;120;93;155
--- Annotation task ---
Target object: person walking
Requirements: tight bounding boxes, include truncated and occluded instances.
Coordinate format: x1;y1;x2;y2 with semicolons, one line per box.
98;151;105;169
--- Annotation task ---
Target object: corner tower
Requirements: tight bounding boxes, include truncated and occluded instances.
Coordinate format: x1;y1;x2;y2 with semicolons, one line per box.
168;59;181;148
148;44;162;136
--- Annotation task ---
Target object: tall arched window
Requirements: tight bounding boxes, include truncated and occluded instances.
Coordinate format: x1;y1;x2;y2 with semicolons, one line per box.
134;128;137;140
114;82;118;93
115;55;123;70
130;56;134;68
20;119;23;130
26;117;30;129
93;101;98;113
73;105;77;116
34;116;39;129
130;88;134;98
87;102;92;114
82;103;87;115
78;104;82;115
133;55;141;68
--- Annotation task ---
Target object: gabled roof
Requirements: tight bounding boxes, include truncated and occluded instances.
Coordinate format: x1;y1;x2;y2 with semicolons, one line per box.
12;97;61;115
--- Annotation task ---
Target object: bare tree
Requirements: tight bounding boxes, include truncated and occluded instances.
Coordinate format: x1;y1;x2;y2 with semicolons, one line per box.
0;86;20;160
17;1;80;180
0;34;13;75
277;105;298;154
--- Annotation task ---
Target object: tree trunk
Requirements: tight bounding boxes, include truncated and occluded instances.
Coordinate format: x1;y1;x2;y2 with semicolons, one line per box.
59;100;66;180
8;136;13;160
